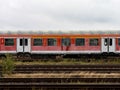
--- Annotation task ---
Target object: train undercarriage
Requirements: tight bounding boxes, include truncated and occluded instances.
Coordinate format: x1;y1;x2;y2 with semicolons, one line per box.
0;52;120;62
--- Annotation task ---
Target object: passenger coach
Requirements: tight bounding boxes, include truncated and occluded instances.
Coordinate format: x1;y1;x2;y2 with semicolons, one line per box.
0;34;120;59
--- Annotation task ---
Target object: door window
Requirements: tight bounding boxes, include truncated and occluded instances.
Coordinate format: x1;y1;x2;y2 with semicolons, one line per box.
20;39;23;46
20;39;28;46
104;39;108;46
109;39;112;46
25;39;28;46
104;38;112;46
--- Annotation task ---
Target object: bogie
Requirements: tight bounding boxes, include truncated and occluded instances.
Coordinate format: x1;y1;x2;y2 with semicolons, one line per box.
0;55;6;60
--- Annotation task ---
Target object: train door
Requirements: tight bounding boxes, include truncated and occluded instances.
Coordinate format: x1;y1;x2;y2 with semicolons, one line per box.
109;38;115;52
17;38;31;53
101;38;115;53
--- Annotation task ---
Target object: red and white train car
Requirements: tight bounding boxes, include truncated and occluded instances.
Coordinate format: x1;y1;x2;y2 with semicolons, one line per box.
0;34;120;58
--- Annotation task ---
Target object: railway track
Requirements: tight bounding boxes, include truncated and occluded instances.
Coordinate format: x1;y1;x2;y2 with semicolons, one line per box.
1;83;120;90
0;64;120;73
0;77;120;83
0;65;120;90
0;78;120;89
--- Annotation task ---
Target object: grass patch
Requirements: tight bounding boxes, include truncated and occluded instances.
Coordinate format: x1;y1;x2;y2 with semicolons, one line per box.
1;54;15;76
14;58;120;65
0;56;120;66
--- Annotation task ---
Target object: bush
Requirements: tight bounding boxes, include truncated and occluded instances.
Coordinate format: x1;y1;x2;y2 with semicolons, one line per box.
2;54;15;75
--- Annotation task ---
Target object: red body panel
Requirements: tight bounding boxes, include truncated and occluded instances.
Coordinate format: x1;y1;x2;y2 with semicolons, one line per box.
31;38;61;51
116;38;120;51
69;38;101;51
0;38;2;51
31;38;101;51
0;38;16;51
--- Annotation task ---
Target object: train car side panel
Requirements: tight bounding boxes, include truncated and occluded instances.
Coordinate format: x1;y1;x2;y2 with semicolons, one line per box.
68;38;101;54
115;38;120;53
0;38;16;53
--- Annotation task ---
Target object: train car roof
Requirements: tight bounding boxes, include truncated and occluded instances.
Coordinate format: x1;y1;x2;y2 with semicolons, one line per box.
0;34;120;38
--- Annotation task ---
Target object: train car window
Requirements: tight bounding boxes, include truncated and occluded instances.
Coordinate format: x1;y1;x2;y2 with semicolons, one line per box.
89;39;99;46
5;38;14;46
118;38;120;46
104;39;108;46
75;38;85;46
62;38;71;46
48;38;57;46
25;39;28;46
109;39;112;46
20;39;23;46
33;38;43;46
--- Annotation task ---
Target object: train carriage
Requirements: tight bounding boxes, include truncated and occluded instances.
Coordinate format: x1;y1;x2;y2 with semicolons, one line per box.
0;34;120;59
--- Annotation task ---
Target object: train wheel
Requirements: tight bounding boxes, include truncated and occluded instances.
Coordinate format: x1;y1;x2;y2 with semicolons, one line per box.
24;53;31;59
56;55;63;60
17;53;24;59
0;55;6;60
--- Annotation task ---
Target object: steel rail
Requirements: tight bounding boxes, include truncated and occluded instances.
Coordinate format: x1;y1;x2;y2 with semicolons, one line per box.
0;78;120;89
0;83;120;89
1;65;120;73
0;78;120;83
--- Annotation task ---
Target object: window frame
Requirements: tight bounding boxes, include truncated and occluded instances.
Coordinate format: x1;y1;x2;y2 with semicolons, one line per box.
47;38;57;46
33;38;43;46
5;38;14;46
89;38;99;46
75;38;85;46
61;38;71;46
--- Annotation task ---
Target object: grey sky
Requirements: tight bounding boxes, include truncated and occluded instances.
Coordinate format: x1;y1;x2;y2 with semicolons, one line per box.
0;0;120;32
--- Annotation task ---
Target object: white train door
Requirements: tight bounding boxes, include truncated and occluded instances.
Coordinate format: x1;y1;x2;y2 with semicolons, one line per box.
17;38;31;53
102;38;108;52
109;38;115;52
102;38;115;53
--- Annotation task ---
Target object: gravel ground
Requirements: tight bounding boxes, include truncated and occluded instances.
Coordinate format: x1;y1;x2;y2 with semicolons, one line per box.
3;72;120;78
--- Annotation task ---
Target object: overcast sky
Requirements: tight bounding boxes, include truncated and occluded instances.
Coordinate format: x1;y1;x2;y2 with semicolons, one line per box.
0;0;120;32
